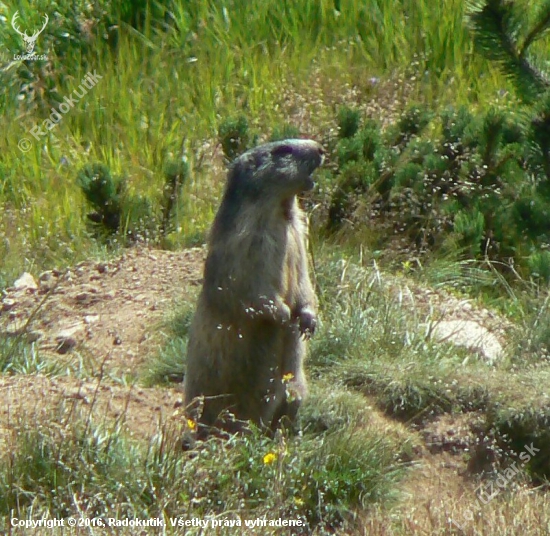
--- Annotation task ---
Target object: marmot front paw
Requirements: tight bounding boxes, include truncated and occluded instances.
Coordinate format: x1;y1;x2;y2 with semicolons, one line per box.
297;308;317;339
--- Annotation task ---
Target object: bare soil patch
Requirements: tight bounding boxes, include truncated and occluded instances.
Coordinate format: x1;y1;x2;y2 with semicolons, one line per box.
0;374;184;449
1;247;205;375
0;247;205;446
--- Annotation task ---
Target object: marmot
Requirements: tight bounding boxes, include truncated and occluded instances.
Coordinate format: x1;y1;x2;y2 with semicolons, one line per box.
184;139;325;435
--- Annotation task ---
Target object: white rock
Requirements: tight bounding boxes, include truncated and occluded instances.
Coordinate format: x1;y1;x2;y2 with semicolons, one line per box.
1;298;15;311
55;322;85;339
13;272;38;291
430;320;504;364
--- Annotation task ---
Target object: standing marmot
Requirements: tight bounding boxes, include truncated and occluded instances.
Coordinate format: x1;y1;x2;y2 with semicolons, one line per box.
184;139;324;435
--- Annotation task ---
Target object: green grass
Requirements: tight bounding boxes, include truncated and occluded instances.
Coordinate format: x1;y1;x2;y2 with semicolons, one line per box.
0;380;412;534
0;336;64;376
0;0;532;285
309;249;550;480
141;299;194;386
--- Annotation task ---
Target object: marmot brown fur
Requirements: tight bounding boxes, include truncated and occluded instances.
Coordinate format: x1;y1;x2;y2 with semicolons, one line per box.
184;139;324;435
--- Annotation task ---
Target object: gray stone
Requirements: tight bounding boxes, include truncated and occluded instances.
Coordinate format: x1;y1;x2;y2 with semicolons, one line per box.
13;272;38;291
430;320;504;364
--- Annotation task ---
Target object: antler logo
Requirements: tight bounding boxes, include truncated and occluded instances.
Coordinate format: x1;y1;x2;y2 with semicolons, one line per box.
11;11;49;55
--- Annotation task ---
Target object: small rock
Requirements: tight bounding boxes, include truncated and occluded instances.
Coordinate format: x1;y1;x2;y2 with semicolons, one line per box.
75;291;95;303
27;330;44;342
1;298;15;312
96;263;108;274
13;272;38;291
38;271;57;291
66;391;90;403
56;323;84;339
39;270;54;282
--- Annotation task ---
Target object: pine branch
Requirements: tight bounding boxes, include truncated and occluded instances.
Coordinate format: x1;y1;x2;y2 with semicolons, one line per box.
480;108;505;169
520;0;550;58
467;0;549;102
531;95;550;182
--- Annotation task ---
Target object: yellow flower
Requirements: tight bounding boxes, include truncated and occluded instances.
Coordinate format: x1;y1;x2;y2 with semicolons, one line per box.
263;452;277;465
187;418;197;431
401;260;413;274
282;373;294;383
294;497;304;506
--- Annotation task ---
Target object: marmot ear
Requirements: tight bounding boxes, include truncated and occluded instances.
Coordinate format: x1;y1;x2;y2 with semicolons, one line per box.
271;144;294;157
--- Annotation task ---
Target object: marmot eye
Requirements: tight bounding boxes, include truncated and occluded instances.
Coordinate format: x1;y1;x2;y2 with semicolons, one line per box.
272;144;294;157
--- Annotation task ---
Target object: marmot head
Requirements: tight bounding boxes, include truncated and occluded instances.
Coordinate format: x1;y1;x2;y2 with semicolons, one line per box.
225;139;325;202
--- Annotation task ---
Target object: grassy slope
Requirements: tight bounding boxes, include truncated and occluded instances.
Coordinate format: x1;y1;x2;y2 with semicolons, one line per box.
2;0;550;534
0;0;504;284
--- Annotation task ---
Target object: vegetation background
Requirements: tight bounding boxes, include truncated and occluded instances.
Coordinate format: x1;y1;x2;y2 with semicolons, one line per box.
2;0;550;534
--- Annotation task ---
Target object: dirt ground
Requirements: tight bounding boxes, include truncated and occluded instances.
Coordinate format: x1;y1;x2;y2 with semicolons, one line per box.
0;246;520;532
0;248;206;445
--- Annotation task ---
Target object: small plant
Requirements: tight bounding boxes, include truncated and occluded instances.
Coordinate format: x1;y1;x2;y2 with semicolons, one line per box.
77;163;124;236
337;106;361;139
218;115;251;161
389;104;433;146
142;301;194;386
299;426;403;530
269;123;301;141
527;251;550;285
327;118;385;230
160;158;189;237
77;161;185;244
453;209;485;257
0;337;61;376
466;0;550;104
142;337;187;386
